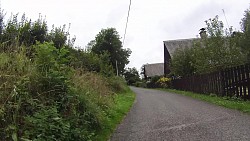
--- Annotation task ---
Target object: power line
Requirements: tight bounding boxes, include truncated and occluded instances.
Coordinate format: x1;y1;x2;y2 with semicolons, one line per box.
222;9;230;29
122;0;132;46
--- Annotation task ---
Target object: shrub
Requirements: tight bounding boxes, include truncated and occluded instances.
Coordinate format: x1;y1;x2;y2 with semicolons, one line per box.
0;12;132;140
134;81;146;88
108;76;129;93
0;43;105;140
71;70;114;111
146;76;161;88
156;77;172;88
23;107;72;141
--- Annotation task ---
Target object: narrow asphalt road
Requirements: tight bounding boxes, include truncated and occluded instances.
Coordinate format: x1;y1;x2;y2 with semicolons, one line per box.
111;87;250;141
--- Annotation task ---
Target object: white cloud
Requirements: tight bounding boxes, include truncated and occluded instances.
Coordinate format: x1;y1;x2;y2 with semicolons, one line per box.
2;0;250;71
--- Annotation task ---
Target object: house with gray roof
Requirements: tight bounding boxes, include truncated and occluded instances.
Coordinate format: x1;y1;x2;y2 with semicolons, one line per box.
163;38;197;75
142;37;200;79
143;63;164;79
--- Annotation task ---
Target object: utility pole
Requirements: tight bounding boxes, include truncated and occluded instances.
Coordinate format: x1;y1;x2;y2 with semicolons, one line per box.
116;60;119;76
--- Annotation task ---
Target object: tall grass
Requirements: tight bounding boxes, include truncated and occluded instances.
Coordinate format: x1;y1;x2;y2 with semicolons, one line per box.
0;42;132;140
0;12;134;140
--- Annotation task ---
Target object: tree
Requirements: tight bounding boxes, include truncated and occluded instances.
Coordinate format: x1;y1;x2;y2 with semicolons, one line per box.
90;28;131;75
241;8;250;34
170;16;247;76
196;16;246;73
124;67;140;85
170;47;196;77
0;13;48;53
85;40;95;52
240;7;250;62
0;7;4;35
48;25;68;49
30;17;47;44
140;64;146;79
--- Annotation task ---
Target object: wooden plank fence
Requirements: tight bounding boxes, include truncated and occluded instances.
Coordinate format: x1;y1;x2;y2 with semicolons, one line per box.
172;64;250;100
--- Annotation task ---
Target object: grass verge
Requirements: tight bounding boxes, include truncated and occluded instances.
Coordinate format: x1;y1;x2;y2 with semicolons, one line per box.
159;88;250;114
93;88;136;141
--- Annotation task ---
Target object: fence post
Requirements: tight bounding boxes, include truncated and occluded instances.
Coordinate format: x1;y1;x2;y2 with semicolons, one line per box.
241;65;247;100
245;64;250;100
220;70;225;97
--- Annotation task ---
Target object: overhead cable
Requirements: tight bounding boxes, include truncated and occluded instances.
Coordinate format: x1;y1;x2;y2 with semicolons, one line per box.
122;0;132;46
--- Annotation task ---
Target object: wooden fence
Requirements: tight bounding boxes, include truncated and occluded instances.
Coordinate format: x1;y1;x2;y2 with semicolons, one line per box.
172;64;250;100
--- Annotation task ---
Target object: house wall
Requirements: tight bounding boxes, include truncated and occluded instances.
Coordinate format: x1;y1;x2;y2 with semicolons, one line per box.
164;44;171;76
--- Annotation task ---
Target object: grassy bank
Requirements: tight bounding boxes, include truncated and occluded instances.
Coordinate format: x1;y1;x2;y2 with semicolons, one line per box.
159;89;250;114
0;43;135;140
94;88;135;141
0;11;136;140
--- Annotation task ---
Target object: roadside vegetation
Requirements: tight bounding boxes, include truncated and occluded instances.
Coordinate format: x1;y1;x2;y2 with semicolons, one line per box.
123;67;142;86
170;7;250;77
94;88;135;140
0;9;134;141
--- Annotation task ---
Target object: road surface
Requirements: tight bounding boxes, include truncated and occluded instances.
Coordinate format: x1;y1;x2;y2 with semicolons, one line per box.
111;87;250;141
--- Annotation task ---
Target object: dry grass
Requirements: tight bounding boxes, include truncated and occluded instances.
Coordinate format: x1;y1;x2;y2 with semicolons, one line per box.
72;70;115;110
0;50;34;105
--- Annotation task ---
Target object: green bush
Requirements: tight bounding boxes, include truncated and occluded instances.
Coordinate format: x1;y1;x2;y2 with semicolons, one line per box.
0;11;132;140
23;107;72;141
156;77;172;88
134;81;146;88
146;76;161;88
0;42;113;140
108;76;129;93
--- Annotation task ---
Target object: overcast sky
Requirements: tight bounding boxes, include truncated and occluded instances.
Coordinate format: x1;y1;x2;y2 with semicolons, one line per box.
2;0;250;71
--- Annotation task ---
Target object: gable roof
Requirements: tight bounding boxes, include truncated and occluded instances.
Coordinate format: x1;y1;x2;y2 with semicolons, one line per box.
144;63;164;77
163;38;197;56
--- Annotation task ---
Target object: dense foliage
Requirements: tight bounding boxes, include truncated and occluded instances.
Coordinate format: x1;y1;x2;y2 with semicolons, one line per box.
156;77;172;88
90;28;131;75
240;8;250;61
123;67;141;85
0;12;130;140
171;11;250;77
